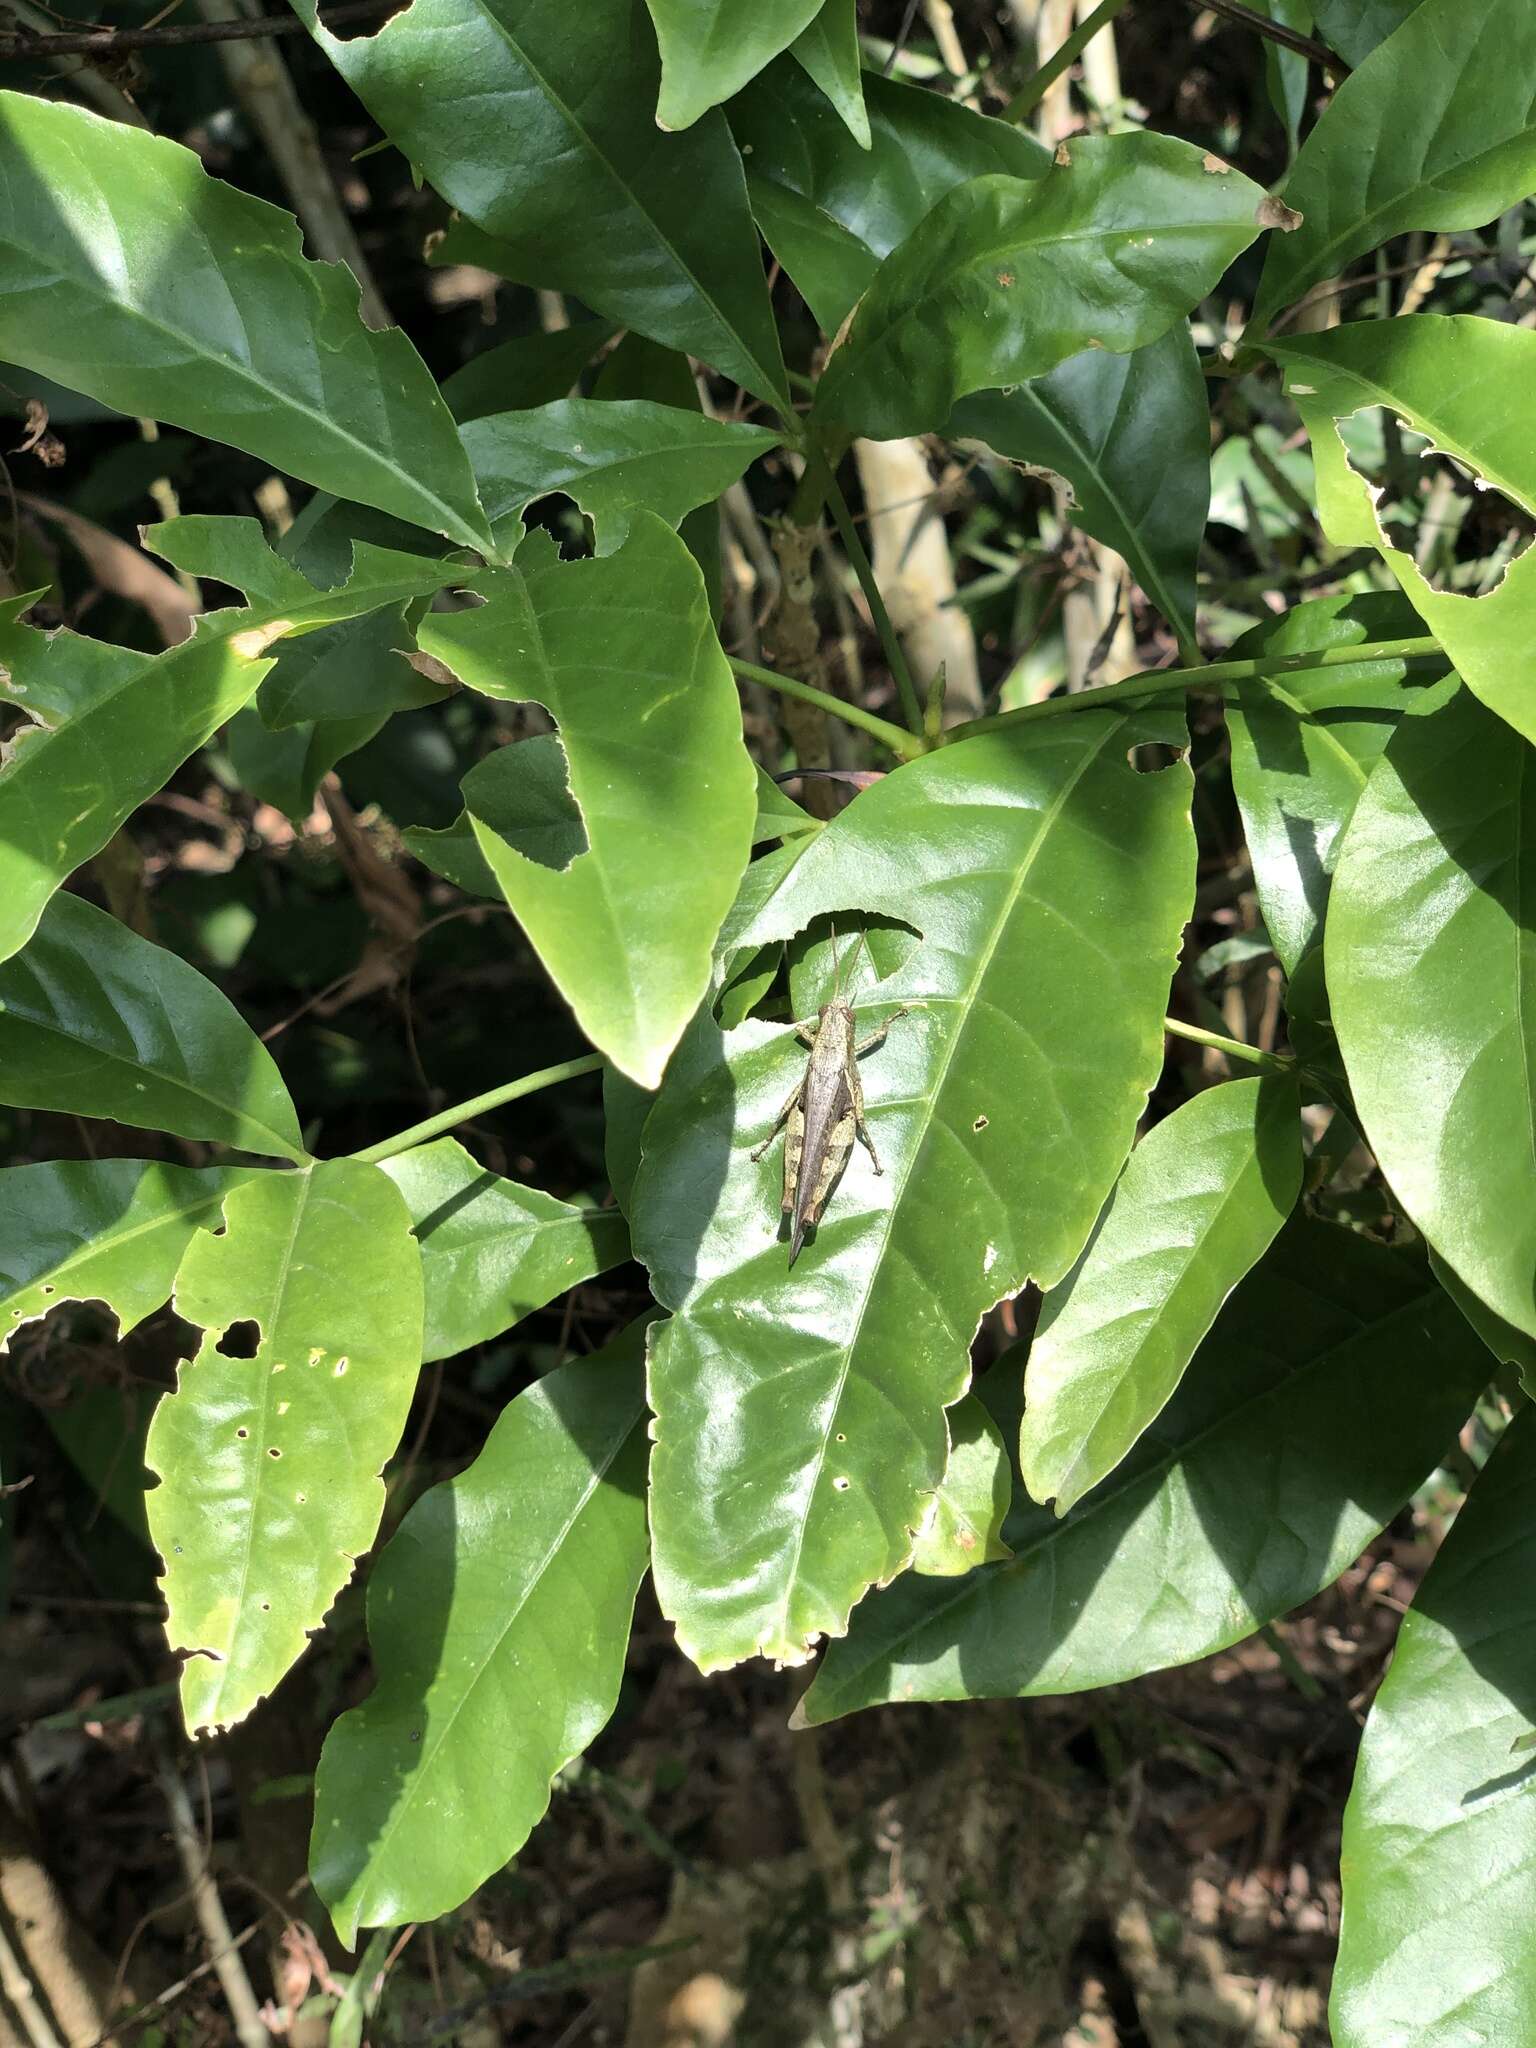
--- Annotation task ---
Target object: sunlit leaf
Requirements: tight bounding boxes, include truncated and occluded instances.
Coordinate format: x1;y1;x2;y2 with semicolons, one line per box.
799;1219;1489;1721
148;1160;424;1734
310;1321;649;1947
381;1138;629;1363
1022;1074;1303;1517
910;1394;1012;1577
1331;1409;1536;2047
634;712;1195;1670
420;517;756;1088
814;135;1271;439
0;93;490;548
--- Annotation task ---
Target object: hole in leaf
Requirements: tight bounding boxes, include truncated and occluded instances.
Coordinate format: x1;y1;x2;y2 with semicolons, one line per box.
459;728;588;873
973;1115;989;1132
832;1476;850;1492
328;0;412;36
1338;407;1536;593
1126;742;1186;775
267;1446;282;1458
235;1427;249;1441
786;912;922;1012
216;1320;260;1359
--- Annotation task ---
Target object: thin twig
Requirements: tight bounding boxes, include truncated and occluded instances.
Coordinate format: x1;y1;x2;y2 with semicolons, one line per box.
155;1760;270;2048
0;0;390;57
76;1926;263;2048
1183;0;1349;76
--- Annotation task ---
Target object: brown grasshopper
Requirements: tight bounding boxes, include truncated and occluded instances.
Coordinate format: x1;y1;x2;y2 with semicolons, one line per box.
750;929;918;1265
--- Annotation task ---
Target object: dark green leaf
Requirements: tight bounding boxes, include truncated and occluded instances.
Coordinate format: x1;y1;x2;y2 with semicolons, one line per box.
1022;1075;1303;1517
789;0;870;149
291;0;789;410
1310;0;1421;63
815;136;1270;440
1331;1408;1536;2046
1252;0;1536;332
0;1159;262;1347
381;1137;630;1363
634;711;1195;1670
950;326;1209;657
731;58;1050;334
0;94;490;549
441;322;620;425
799;1218;1489;1721
148;1159;424;1733
310;1322;649;1946
1225;591;1444;974
226;707;387;825
462;400;779;554
420;518;756;1088
0;894;306;1161
257;605;441;731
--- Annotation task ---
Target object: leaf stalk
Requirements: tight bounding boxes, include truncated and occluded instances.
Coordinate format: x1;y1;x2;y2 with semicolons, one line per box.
349;1053;606;1166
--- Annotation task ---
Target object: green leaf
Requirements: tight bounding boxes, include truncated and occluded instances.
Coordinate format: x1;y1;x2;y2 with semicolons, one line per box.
910;1394;1012;1577
462;400;779;555
309;1321;649;1947
1259;0;1315;156
0;94;489;550
731;58;1051;335
1429;1250;1536;1396
1330;1408;1536;2047
420;517;757;1089
1252;0;1536;333
257;605;441;731
0;520;454;963
291;0;789;411
226;708;386;825
1224;591;1444;974
401;809;498;900
148;1159;424;1735
1277;317;1536;746
798;1217;1490;1722
380;1138;630;1364
949;326;1209;657
440;322;620;425
1310;0;1421;64
0;1159;261;1349
1022;1075;1303;1518
814;135;1272;440
645;0;824;129
634;712;1196;1670
753;768;821;846
0;894;306;1161
789;0;870;149
1328;686;1536;1340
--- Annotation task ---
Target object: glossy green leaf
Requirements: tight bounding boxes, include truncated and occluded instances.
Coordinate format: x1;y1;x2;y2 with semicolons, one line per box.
420;517;756;1089
257;605;440;731
148;1159;424;1734
1224;591;1443;973
1331;1408;1536;2047
1277;317;1536;745
799;1218;1490;1722
0;893;306;1161
753;768;821;846
950;326;1209;657
910;1394;1012;1577
1430;1250;1536;1396
815;135;1271;440
291;0;788;411
1259;0;1314;157
1252;0;1536;333
646;0;824;129
462;400;779;555
1022;1075;1303;1518
0;1160;261;1349
1328;686;1536;1339
1310;0;1421;64
440;322;620;425
381;1138;630;1364
0;519;453;963
731;58;1050;334
0;94;489;549
634;712;1196;1670
789;0;870;149
310;1321;649;1946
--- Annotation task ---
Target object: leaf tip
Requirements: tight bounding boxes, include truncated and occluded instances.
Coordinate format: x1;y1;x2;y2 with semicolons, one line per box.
1258;195;1303;233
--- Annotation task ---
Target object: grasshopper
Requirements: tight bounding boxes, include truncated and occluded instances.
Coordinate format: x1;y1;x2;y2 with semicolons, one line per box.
750;928;918;1266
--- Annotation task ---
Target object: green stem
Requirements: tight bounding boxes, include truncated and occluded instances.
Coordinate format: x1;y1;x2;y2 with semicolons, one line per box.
1003;0;1133;121
728;655;925;761
350;1053;605;1166
819;463;926;736
1164;1016;1295;1076
944;636;1442;741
